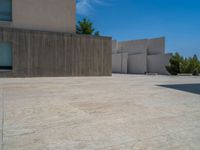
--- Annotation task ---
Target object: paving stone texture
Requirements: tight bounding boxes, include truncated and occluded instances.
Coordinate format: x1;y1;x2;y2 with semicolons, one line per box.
0;74;200;150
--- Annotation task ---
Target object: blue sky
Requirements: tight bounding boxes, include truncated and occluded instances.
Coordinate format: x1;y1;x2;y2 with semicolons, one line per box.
76;0;200;58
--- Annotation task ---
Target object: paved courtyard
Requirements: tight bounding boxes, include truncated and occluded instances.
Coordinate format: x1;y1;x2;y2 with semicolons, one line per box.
0;74;200;150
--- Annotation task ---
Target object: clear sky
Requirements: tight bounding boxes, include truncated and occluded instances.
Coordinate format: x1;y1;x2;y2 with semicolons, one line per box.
76;0;200;58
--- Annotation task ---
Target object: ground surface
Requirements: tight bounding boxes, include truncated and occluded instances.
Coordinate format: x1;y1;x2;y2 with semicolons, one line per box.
0;74;200;150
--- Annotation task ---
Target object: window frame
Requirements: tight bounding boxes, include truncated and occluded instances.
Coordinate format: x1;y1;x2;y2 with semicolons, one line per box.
0;0;12;22
0;41;13;71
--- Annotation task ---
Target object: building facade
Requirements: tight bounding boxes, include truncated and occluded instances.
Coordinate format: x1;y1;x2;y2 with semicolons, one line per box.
0;0;76;33
112;37;172;75
0;0;112;77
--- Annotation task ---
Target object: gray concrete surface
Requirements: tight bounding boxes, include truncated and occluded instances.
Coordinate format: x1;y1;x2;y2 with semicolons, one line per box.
115;37;165;55
0;75;200;150
147;37;165;55
117;39;147;55
112;40;118;54
0;88;2;150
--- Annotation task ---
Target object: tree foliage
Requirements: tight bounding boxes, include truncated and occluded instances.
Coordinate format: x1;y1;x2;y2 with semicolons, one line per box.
166;53;200;76
76;18;100;36
166;53;183;75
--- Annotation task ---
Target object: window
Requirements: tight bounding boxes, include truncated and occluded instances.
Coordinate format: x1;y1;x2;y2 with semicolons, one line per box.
0;0;12;21
0;42;12;70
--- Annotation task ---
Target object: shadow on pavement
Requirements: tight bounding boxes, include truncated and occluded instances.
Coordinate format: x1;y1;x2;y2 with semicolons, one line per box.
158;83;200;95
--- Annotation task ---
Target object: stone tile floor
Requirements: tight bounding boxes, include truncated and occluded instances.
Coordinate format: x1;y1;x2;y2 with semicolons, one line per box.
0;74;200;150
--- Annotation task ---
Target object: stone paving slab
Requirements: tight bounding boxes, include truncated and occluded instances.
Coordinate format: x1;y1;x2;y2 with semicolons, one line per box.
0;88;3;150
0;75;200;150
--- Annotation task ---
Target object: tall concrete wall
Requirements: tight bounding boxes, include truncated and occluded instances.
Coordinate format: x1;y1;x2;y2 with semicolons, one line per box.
128;53;147;74
112;37;171;75
112;53;128;74
116;37;165;55
147;53;172;75
147;37;165;55
0;0;76;33
118;39;148;55
0;27;112;77
112;40;118;54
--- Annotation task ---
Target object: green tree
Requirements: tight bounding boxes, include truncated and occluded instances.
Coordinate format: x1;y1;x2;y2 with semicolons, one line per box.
76;18;100;36
166;53;200;76
189;55;200;76
94;31;100;36
180;58;190;73
166;52;184;75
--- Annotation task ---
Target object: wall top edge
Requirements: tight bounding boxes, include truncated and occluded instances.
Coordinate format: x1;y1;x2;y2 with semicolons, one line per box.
0;27;112;40
114;36;165;43
147;53;173;56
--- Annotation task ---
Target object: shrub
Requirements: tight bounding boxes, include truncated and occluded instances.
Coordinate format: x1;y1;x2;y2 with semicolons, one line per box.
166;53;200;76
188;55;200;73
166;52;183;75
180;58;190;73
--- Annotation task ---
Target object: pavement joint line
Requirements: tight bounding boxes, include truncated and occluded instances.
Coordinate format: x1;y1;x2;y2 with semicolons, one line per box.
1;87;4;150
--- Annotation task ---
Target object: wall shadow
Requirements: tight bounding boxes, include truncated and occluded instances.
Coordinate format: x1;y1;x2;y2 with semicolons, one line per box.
158;83;200;95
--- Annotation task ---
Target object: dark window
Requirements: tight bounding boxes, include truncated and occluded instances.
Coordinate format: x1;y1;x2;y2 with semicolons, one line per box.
0;0;12;21
0;42;12;70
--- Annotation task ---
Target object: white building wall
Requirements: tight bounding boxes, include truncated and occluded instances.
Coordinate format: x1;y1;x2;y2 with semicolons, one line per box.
147;53;172;75
112;53;128;73
128;53;147;74
112;40;118;54
112;37;172;75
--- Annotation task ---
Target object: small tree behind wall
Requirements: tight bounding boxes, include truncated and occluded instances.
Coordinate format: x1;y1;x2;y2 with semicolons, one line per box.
76;18;100;36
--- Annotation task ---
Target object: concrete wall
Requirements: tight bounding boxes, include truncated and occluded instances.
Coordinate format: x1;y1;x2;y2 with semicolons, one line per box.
147;37;165;55
147;53;172;75
112;53;128;73
0;27;112;77
112;40;118;54
112;37;171;75
128;53;147;74
0;0;76;33
116;37;165;55
118;39;147;55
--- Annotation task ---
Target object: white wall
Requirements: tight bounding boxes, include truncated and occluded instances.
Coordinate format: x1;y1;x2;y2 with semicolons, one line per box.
112;40;118;54
128;53;147;74
147;53;172;75
112;53;128;73
112;37;171;75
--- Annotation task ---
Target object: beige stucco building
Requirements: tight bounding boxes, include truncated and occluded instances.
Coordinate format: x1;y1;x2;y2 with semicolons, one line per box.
0;0;76;33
